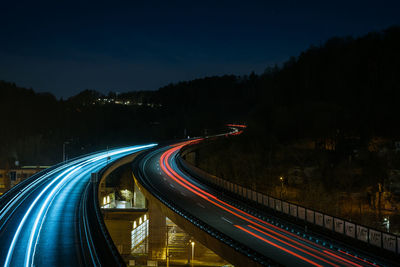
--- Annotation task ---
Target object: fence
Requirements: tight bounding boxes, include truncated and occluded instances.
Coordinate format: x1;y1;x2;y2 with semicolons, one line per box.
177;155;399;255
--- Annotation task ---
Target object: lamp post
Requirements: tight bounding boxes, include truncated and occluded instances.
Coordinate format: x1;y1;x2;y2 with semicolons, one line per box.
166;225;170;267
191;241;195;267
279;176;284;198
63;141;69;162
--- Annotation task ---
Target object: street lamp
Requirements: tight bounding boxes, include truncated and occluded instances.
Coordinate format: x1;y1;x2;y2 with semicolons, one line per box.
279;176;284;198
166;225;171;267
63;141;70;162
383;216;390;232
191;241;195;267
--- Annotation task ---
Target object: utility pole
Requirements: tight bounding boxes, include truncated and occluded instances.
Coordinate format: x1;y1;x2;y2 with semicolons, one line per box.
63;141;69;162
166;226;169;267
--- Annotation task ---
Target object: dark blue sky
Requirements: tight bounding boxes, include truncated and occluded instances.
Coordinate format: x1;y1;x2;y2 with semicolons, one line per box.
1;0;399;98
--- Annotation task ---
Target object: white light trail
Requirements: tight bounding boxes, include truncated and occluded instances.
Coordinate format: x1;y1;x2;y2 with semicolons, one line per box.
3;144;156;267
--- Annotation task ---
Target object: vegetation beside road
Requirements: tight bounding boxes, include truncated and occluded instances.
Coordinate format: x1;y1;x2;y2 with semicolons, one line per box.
187;135;400;233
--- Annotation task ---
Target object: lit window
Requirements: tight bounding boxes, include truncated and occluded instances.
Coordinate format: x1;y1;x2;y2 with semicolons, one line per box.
131;219;149;249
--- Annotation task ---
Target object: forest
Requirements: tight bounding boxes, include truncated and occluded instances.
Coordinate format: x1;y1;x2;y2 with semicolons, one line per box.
0;73;258;167
187;27;400;233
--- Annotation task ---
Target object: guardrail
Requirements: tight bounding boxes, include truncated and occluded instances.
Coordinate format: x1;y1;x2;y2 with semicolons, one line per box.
177;149;400;257
87;148;156;266
87;169;128;266
132;148;281;267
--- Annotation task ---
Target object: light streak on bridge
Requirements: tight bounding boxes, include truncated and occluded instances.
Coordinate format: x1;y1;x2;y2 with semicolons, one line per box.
0;144;156;266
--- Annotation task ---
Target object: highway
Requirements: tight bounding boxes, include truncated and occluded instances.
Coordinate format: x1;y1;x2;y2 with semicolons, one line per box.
0;144;156;267
135;139;392;266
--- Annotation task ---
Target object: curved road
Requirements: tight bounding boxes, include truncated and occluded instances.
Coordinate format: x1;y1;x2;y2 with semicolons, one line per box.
136;139;392;266
0;144;156;267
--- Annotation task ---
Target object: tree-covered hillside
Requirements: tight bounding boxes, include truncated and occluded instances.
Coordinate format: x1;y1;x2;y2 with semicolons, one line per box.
188;26;400;233
1;26;400;174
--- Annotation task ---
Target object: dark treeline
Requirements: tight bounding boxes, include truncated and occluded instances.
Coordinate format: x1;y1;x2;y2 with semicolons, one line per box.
0;84;160;166
155;75;258;136
0;75;258;167
189;26;400;231
196;26;400;182
251;26;400;143
1;26;400;172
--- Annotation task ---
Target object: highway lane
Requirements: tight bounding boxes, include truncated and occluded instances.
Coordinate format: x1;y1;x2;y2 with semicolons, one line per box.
0;144;156;267
136;140;391;266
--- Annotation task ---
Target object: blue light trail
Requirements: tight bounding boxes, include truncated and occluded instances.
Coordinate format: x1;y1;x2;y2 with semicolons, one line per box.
0;144;156;267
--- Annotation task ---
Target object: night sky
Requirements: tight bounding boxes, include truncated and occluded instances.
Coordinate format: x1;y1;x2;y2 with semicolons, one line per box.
1;0;399;98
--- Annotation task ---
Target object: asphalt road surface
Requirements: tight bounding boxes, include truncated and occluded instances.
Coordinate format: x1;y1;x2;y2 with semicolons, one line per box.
0;144;155;267
137;140;394;266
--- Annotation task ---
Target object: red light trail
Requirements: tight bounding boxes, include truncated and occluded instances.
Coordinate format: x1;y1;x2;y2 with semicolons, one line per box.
157;139;376;266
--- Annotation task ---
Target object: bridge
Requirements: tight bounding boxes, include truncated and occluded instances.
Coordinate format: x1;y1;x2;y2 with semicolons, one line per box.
0;144;156;266
132;138;398;266
0;133;398;266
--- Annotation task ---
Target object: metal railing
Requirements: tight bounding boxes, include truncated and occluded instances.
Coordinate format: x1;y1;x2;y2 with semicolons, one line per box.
177;153;399;257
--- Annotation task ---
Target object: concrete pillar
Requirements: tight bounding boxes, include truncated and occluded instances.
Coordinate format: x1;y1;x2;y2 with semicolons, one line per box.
103;211;146;257
104;220;133;255
148;201;166;260
133;183;147;208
